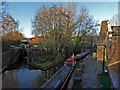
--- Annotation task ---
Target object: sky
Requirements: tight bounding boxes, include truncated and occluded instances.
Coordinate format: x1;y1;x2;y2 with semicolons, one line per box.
6;2;118;38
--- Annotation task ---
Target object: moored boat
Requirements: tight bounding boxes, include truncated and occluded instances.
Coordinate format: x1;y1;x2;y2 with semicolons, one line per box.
75;54;82;60
64;55;75;67
41;50;90;89
75;50;90;61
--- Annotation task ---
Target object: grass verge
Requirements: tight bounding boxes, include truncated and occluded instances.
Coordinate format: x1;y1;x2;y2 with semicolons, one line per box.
32;61;53;68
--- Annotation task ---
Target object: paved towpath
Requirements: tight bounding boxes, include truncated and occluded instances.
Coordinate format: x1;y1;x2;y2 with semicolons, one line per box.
82;55;101;88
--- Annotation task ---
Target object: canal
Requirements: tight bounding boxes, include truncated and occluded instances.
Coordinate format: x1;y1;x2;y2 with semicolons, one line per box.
2;57;64;88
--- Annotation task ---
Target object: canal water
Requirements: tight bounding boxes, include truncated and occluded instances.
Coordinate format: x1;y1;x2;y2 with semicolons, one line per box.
2;58;64;88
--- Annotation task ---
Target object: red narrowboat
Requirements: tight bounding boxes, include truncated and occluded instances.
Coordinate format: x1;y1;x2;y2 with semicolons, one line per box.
64;56;75;67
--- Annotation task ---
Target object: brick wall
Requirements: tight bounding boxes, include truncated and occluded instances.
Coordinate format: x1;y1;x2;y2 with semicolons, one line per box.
97;46;104;61
97;21;120;70
108;36;120;64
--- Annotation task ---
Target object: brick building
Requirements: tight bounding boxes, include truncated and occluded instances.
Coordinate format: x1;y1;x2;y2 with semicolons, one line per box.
107;26;120;65
97;20;120;74
30;35;43;44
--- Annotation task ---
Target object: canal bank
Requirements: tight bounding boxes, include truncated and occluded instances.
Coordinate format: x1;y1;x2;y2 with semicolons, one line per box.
2;49;17;69
2;48;22;73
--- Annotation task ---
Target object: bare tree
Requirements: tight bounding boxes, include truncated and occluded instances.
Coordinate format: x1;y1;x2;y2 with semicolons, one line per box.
110;14;119;26
32;3;96;56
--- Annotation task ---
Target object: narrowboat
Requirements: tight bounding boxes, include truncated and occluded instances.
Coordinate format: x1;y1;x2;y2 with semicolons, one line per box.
64;56;76;67
75;50;90;61
75;54;82;60
41;50;90;88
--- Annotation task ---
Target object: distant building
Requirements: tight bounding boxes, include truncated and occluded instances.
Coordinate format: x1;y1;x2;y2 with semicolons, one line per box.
30;35;43;44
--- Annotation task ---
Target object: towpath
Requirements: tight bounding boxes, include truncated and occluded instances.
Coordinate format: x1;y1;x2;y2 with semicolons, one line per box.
67;55;101;89
82;55;101;88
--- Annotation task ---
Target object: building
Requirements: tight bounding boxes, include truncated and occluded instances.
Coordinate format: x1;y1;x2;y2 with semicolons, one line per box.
97;20;120;74
30;35;42;44
107;26;120;65
97;21;108;74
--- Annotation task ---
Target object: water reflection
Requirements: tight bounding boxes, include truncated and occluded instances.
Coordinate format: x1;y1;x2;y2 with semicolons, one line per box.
2;60;63;88
2;70;19;88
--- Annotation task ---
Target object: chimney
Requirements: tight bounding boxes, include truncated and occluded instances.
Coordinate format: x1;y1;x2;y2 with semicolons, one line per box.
98;20;109;42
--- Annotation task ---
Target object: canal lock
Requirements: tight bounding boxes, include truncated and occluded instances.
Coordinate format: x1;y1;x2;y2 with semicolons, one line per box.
20;48;28;61
2;48;64;88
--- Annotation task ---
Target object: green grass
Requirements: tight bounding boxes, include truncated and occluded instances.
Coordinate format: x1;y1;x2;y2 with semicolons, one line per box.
31;54;64;68
32;61;53;68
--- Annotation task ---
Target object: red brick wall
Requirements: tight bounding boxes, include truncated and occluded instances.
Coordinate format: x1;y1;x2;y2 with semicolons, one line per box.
119;36;120;60
108;36;120;64
97;46;104;61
